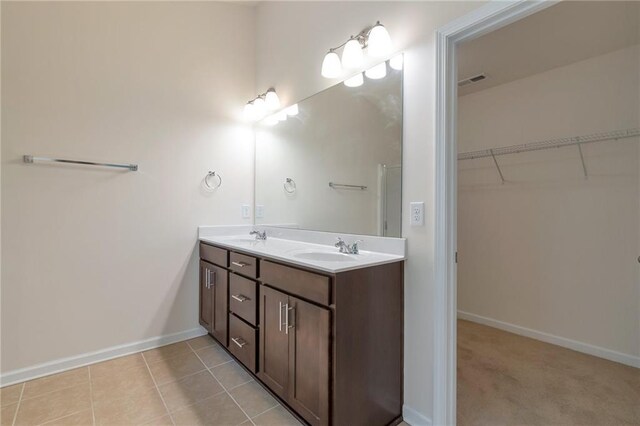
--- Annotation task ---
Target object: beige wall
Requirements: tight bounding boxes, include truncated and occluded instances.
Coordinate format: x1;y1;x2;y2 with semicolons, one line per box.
254;1;483;422
458;46;640;360
1;2;255;374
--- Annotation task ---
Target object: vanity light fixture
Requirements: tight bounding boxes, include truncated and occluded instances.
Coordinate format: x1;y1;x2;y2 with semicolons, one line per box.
365;62;387;80
344;73;364;88
244;88;279;121
321;20;392;79
389;54;403;71
285;104;299;116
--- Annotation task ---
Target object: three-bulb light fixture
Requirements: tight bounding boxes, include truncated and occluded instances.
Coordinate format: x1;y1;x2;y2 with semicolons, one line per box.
321;21;401;87
243;88;299;125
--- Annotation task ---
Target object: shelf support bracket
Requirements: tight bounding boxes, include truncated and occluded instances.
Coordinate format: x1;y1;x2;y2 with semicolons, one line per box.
576;139;588;179
489;149;505;184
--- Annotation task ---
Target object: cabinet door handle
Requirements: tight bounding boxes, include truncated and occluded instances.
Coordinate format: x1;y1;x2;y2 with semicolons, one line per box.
231;294;248;302
231;261;249;268
209;270;216;288
231;337;247;348
285;304;294;334
278;301;283;332
205;269;210;289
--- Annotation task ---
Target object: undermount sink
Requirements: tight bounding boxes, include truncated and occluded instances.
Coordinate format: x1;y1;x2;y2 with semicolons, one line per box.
292;251;356;262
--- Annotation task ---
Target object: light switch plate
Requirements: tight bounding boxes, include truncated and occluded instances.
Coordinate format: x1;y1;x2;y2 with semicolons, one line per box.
255;205;265;219
410;201;424;226
241;204;251;219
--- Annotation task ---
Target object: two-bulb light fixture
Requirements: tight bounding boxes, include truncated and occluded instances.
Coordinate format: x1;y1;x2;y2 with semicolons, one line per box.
321;20;401;88
243;88;299;126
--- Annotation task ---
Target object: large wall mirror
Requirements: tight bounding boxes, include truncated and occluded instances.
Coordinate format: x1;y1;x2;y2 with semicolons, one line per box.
255;58;403;237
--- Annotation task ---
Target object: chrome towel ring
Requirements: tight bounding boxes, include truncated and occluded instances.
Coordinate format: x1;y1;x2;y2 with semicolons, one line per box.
283;177;296;194
204;171;222;190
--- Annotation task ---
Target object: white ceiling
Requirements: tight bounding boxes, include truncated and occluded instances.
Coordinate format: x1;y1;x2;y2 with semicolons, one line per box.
457;1;640;96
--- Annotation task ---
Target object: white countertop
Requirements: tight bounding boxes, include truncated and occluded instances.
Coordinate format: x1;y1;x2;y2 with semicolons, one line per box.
199;233;405;273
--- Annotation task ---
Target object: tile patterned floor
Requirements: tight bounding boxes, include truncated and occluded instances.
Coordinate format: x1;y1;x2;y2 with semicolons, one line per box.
0;335;303;426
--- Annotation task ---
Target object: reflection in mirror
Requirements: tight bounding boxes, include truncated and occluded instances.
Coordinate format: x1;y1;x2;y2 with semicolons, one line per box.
255;58;403;237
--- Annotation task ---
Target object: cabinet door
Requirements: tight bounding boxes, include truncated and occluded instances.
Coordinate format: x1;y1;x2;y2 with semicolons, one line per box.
199;261;212;332
258;285;290;399
209;264;228;346
287;297;330;426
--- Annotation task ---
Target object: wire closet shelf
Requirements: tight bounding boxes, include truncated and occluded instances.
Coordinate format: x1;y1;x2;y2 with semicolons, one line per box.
457;128;640;182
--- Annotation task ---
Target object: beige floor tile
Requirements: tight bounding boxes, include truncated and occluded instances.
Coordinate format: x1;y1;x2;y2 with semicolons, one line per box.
195;345;231;368
22;368;89;400
158;370;224;412
0;384;23;407
41;409;93;425
143;342;192;364
210;361;252;390
147;352;206;385
252;405;302;426
93;386;167;425
14;382;91;426
142;414;174;425
1;403;18;426
90;353;147;378
187;335;217;351
172;392;248;426
228;381;278;418
91;363;156;402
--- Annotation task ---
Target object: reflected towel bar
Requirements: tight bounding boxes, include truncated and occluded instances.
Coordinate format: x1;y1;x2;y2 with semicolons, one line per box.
329;182;367;190
23;155;138;171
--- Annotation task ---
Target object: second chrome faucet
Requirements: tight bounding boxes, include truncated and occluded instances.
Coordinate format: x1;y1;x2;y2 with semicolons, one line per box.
335;237;362;254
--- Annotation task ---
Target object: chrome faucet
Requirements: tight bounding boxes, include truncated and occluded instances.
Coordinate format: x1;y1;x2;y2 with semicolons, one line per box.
335;237;363;254
250;230;267;241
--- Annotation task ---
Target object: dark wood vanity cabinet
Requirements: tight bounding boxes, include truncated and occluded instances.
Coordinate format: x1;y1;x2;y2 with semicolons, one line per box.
199;241;403;426
199;249;228;346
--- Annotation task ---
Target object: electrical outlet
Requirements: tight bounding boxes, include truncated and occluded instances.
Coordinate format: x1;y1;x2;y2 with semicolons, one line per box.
255;205;265;219
410;202;424;226
241;204;251;219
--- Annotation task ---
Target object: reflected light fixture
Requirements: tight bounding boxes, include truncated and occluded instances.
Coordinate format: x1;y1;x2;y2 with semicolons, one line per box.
365;62;387;80
389;54;403;71
243;88;281;121
286;104;299;116
321;20;393;79
344;73;364;88
321;49;342;78
243;102;255;121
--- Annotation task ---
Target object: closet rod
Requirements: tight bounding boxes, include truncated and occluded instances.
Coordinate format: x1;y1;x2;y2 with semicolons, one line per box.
457;128;640;161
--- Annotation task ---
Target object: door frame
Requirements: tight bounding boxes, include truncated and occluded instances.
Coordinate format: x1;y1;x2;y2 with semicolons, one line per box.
432;1;557;424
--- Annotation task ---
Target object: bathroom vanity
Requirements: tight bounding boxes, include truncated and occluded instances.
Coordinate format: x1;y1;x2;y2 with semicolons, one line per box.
198;231;404;426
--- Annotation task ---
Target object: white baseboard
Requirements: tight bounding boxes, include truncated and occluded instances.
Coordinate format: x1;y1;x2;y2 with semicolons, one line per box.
458;311;640;369
403;405;432;426
0;327;208;386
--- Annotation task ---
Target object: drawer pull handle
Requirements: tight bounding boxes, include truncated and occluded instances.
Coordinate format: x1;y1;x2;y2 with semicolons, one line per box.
231;261;249;268
231;337;247;348
231;294;248;302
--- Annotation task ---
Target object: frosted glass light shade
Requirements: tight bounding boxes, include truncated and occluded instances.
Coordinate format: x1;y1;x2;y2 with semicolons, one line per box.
286;104;299;116
253;97;266;119
262;115;278;126
243;102;255;120
389;55;403;71
341;38;364;69
367;22;392;58
365;62;386;80
344;73;363;88
265;89;280;110
321;50;342;78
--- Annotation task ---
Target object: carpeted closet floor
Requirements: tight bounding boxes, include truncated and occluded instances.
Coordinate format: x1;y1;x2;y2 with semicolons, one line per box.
457;319;640;426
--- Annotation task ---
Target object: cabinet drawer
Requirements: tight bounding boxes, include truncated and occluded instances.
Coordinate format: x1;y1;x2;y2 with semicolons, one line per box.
229;273;258;326
200;243;228;268
229;314;257;373
260;261;331;306
229;252;258;279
